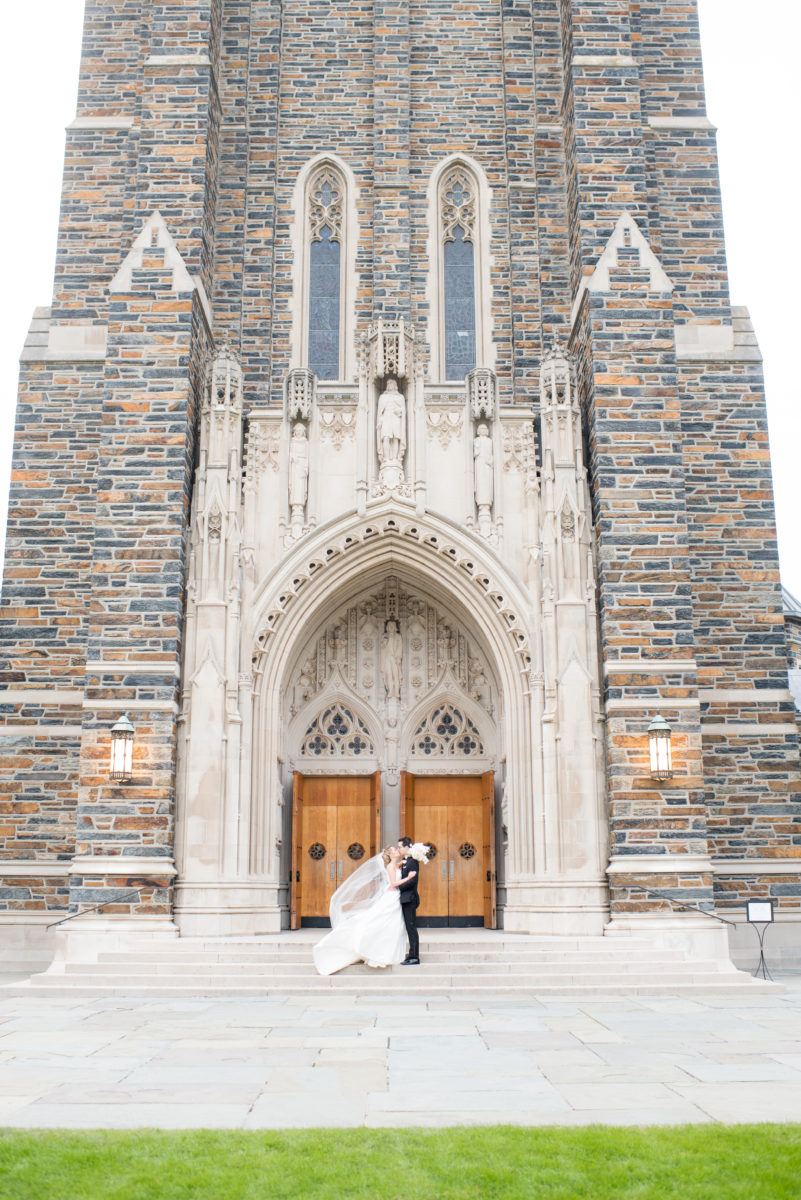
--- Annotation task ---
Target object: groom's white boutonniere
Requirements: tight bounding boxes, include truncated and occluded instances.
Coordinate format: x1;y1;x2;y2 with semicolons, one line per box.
408;842;432;865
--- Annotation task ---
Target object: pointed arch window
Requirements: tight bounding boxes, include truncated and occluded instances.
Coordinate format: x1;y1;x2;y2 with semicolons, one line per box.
307;165;344;380
441;166;477;381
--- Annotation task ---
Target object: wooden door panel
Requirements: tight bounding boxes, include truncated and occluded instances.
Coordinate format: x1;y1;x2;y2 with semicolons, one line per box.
295;774;381;925
482;771;496;929
415;805;448;919
336;804;372;887
406;774;491;926
371;771;381;856
291;773;303;930
302;801;338;918
448;802;484;920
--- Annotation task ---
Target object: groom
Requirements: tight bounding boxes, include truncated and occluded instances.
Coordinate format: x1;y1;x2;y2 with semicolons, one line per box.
397;836;421;965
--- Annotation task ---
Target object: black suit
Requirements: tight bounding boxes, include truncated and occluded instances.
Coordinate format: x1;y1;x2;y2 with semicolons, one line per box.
398;856;420;960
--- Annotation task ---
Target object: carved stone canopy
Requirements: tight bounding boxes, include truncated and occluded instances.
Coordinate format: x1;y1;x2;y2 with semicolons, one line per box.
366;317;415;385
287;578;498;726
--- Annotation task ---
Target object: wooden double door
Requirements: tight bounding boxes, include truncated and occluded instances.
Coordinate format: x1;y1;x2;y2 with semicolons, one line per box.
291;772;380;928
401;772;496;928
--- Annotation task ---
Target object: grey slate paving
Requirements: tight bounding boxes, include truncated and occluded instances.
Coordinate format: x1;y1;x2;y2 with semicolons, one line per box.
0;981;799;1129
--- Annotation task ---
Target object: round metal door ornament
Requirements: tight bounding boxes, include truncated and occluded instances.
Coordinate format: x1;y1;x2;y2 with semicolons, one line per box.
426;843;438;859
347;842;365;861
459;842;476;859
308;843;326;860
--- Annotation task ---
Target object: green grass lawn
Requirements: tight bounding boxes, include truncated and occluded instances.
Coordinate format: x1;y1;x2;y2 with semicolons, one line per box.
1;1125;799;1199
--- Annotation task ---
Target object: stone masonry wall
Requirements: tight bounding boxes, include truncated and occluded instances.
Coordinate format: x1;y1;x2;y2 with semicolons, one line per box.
1;0;799;934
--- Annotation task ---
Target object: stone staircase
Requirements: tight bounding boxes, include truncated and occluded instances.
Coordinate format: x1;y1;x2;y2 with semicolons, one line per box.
2;929;780;997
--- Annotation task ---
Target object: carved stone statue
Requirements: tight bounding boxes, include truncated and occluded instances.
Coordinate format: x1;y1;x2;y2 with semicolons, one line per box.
474;423;494;536
380;617;403;700
288;422;309;537
376;377;406;469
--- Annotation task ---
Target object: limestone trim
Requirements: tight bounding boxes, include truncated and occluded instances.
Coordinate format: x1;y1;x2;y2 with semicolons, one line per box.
699;688;793;703
711;860;801;875
702;723;796;736
0;690;84;704
570;211;673;329
68;856;178;877
647;116;717;132
0;913;64;925
82;699;179;713
0;862;72;877
607;855;713;875
605;698;701;712
0;726;83;738
108;210;213;327
425;155;495;381
85;662;182;677
67;117;137;130
571;54;637;67
604;660;698;674
145;53;212;67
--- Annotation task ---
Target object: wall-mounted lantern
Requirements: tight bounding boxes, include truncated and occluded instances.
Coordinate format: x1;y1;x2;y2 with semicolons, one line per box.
109;714;135;782
647;713;673;780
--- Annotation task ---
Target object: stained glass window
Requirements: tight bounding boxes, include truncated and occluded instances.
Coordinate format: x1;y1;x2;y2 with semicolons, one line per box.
308;226;340;380
307;169;344;380
441;167;478;381
444;226;476;380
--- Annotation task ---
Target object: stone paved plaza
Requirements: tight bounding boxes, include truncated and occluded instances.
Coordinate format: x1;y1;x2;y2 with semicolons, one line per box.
1;978;801;1129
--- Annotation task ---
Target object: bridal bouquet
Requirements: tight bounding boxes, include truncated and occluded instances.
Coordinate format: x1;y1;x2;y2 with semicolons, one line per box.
408;842;432;865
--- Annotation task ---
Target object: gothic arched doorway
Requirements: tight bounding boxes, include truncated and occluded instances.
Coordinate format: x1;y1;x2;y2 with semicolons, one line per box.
284;574;500;926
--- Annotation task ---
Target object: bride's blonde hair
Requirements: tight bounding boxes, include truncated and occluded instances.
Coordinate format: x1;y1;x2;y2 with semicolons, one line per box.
381;846;395;865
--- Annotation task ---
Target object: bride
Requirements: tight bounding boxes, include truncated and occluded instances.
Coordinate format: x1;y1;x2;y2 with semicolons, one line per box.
313;845;415;976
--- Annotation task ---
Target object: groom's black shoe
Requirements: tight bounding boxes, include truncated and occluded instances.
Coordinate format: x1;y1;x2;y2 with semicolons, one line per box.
401;957;420;966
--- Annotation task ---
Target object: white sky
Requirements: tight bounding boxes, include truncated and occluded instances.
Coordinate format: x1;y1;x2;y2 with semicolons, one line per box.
1;1;799;597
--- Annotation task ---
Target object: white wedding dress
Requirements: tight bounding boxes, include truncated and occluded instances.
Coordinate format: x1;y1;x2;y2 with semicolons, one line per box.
313;854;407;976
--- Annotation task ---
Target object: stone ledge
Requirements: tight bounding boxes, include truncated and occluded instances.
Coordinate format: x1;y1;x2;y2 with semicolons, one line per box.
699;688;792;703
0;725;83;738
648;116;717;132
0;862;72;877
145;53;211;67
69;856;178;877
67;116;136;131
713;860;801;875
572;54;637;68
607;856;713;875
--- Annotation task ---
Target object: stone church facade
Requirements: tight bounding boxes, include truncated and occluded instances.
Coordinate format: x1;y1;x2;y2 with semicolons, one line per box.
1;0;799;966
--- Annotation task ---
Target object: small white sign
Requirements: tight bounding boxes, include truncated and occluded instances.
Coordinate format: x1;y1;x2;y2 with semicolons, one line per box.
746;899;774;924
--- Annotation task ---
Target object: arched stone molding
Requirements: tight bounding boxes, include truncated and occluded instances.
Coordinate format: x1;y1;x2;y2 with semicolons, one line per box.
401;672;495;775
287;670;384;774
288;153;360;382
244;505;536;912
250;505;533;681
425;154;496;382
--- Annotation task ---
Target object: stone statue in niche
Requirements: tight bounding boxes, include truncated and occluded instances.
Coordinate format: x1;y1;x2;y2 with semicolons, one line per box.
474;423;494;537
380;617;403;699
293;657;315;712
288;422;309;538
437;621;454;667
376;377;406;489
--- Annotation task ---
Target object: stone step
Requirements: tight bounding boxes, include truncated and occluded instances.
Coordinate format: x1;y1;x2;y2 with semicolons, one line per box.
73;957;727;977
5;976;779;998
94;949;695;966
23;964;755;987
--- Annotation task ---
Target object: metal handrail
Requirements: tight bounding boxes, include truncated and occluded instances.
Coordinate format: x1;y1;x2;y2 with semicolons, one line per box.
625;882;737;927
47;890;141;929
